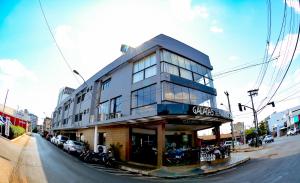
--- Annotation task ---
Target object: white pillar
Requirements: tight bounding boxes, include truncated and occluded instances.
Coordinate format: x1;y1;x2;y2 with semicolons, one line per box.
94;125;98;152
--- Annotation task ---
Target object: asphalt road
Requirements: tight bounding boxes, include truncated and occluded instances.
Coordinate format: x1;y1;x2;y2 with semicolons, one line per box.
34;134;300;183
34;134;158;183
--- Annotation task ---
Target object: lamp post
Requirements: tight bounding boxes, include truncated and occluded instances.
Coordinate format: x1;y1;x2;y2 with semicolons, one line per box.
73;70;88;87
224;91;234;150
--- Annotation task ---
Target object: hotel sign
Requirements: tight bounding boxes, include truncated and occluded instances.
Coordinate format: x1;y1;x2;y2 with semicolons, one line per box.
192;106;215;116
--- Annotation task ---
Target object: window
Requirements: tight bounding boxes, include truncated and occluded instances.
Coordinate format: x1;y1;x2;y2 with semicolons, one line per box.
110;96;122;119
102;79;111;91
180;68;193;80
161;50;214;88
99;101;109;121
161;62;179;76
145;65;157;78
133;71;144;83
133;54;157;83
131;85;156;109
162;82;216;107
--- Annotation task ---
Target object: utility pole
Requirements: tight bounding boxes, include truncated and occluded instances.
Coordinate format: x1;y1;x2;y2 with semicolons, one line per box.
1;89;9;136
224;91;235;150
248;89;259;147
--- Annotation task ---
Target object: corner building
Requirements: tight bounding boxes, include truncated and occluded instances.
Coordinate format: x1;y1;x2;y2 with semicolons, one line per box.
52;34;232;167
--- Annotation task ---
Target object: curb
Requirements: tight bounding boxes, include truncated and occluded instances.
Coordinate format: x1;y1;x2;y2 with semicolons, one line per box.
119;157;250;179
234;147;263;152
203;157;250;174
11;133;27;142
119;165;151;176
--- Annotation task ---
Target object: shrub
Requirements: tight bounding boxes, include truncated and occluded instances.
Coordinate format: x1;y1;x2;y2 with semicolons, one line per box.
10;125;25;138
109;142;123;161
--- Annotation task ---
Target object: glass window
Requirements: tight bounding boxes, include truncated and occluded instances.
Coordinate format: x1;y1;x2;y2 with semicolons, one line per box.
178;56;185;68
145;65;156;78
102;79;111;91
110;96;122;118
170;53;179;66
133;53;156;83
184;59;192;70
131;85;156;108
193;73;205;85
162;62;179;76
133;71;144;83
150;54;156;66
180;68;193;80
162;82;174;101
133;62;139;73
99;101;109;121
162;50;172;63
182;87;190;104
161;82;215;107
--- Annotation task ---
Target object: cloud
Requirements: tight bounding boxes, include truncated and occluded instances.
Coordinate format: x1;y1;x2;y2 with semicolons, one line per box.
269;33;300;68
210;26;223;33
169;0;209;21
0;59;37;89
286;0;300;13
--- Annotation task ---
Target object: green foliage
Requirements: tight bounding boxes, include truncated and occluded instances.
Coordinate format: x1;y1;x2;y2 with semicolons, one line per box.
32;127;38;133
245;127;256;140
10;125;25;138
258;121;268;136
109;142;123;161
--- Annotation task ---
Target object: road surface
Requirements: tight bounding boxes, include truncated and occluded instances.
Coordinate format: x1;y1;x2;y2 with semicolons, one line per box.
23;134;300;183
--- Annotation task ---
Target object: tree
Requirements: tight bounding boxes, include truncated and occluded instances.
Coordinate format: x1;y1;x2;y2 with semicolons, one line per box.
258;121;268;136
245;127;256;141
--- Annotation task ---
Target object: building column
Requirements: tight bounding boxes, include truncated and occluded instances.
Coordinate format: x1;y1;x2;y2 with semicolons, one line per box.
157;123;165;167
94;125;98;152
215;125;221;146
192;130;198;147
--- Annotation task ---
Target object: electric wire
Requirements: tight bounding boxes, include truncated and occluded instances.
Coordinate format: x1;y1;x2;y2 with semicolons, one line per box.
38;0;80;84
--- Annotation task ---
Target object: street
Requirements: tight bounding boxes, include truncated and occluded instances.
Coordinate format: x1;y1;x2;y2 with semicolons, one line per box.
16;134;300;183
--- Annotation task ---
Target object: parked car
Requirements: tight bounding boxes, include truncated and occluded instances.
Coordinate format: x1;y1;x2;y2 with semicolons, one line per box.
46;134;53;141
55;135;68;147
263;135;274;143
248;138;262;147
63;140;84;154
224;141;241;147
50;136;56;144
287;129;296;136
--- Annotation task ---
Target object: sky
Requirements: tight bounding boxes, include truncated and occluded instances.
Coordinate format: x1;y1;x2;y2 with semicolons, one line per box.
0;0;299;131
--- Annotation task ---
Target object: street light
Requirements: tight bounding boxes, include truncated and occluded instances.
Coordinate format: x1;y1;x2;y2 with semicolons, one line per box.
73;70;88;87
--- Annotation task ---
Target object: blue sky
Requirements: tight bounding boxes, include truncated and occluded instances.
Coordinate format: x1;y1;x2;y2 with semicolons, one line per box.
0;0;299;132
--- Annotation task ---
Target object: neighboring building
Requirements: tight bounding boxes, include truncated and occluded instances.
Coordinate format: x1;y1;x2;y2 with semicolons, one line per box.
266;105;300;137
37;125;43;132
233;122;246;144
43;117;52;133
52;34;232;167
0;104;29;130
28;113;38;130
57;87;75;106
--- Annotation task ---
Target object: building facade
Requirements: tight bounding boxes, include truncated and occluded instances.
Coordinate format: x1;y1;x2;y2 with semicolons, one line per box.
43;117;52;133
28;113;38;130
52;34;232;167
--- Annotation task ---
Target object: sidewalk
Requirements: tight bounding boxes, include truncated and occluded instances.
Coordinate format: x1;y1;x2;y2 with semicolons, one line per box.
120;153;250;179
0;134;30;183
233;144;264;152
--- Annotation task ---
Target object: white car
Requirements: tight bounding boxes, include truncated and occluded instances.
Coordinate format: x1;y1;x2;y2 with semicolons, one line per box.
224;141;241;147
263;135;274;143
287;129;296;136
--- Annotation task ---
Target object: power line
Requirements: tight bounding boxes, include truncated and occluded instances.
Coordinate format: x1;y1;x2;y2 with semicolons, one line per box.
213;57;278;79
38;0;80;84
258;4;300;114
